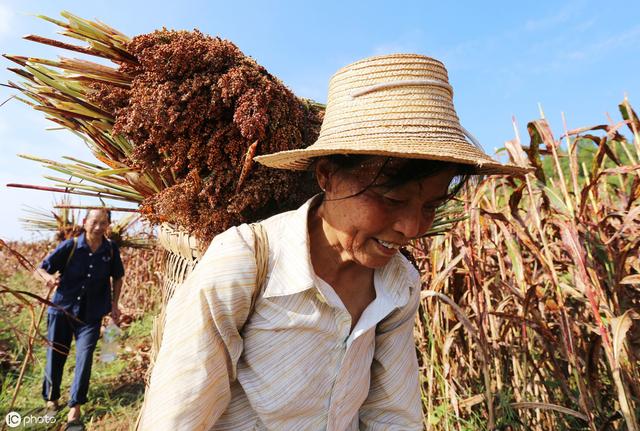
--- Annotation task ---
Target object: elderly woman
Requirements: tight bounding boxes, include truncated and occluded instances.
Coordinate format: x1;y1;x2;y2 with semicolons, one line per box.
139;54;525;430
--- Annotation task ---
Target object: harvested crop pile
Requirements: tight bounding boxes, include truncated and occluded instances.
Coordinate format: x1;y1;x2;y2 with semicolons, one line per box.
88;29;323;241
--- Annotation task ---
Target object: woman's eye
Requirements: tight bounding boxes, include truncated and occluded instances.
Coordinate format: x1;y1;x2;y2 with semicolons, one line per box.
383;196;404;205
423;201;445;212
422;205;437;215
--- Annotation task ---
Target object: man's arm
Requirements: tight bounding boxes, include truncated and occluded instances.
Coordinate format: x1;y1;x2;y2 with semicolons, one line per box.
109;240;125;325
33;267;60;291
33;239;72;293
110;277;123;324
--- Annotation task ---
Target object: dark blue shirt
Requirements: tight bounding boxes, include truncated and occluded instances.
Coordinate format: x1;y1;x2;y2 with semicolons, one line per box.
40;233;125;323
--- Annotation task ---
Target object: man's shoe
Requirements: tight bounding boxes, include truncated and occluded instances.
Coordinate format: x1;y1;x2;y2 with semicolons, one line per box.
43;401;60;419
64;418;85;431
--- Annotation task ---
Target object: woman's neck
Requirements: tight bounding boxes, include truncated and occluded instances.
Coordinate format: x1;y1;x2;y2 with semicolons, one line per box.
308;202;368;285
308;202;376;328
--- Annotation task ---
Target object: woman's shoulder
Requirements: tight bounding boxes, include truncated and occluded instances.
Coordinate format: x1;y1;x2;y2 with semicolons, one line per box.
199;211;288;258
202;224;255;258
257;206;299;229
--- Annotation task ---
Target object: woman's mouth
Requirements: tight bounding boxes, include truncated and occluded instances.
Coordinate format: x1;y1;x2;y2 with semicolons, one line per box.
374;238;402;254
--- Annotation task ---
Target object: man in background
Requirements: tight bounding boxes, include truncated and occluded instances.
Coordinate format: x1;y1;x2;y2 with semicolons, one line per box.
35;208;124;430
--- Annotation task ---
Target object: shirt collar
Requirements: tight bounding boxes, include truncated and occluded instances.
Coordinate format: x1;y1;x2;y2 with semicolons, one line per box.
76;233;110;254
262;194;420;310
262;196;319;298
376;252;419;309
77;233;89;250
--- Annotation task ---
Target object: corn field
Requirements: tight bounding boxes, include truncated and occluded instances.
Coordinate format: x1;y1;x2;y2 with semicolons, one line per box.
413;105;640;430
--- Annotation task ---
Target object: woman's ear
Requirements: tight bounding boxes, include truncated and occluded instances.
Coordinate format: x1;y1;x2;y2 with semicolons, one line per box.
314;158;334;193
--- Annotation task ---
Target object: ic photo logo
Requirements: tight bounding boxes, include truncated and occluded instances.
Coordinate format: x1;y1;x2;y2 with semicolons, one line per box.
5;411;21;428
5;411;57;428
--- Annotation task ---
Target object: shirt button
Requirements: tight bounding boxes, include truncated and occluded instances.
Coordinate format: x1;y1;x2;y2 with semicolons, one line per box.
89;265;93;269
89;253;92;256
81;286;85;290
77;296;81;300
87;274;91;278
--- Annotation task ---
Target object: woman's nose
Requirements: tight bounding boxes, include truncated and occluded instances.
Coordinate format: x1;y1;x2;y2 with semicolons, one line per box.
393;206;430;239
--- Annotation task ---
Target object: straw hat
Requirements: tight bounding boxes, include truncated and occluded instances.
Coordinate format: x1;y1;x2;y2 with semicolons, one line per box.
255;53;529;175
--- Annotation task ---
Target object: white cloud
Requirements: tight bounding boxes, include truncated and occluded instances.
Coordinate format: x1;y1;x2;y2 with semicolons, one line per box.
524;1;582;32
566;25;640;62
574;17;597;33
522;24;640;75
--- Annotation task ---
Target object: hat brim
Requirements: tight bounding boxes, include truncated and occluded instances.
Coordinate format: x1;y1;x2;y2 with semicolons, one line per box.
255;143;532;176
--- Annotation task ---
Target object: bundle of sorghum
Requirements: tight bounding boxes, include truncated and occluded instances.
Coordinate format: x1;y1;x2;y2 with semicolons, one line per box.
7;13;323;243
88;29;323;241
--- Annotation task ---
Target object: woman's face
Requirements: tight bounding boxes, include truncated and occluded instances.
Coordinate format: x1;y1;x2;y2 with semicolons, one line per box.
317;158;457;269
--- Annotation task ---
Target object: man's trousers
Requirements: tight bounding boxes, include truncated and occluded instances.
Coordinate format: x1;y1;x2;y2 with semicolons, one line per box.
42;313;101;407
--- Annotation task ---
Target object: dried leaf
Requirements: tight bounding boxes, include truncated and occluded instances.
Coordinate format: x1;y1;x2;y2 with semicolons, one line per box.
0;239;35;272
565;124;608;136
510;402;589;422
526;119;552;184
620;274;640;285
605;205;640;245
610;309;640;365
504;138;528;167
619;98;640;135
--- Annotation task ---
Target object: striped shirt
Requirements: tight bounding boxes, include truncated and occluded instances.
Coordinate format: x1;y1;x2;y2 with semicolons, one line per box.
139;196;422;430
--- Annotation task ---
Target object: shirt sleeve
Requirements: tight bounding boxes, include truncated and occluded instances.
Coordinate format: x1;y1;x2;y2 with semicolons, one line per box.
358;280;423;431
110;241;125;279
39;239;74;275
138;224;258;431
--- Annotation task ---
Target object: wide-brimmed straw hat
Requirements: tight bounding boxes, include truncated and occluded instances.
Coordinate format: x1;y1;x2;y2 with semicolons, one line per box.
255;53;529;176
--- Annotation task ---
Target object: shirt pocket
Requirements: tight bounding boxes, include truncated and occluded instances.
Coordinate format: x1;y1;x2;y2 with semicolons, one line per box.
93;254;112;280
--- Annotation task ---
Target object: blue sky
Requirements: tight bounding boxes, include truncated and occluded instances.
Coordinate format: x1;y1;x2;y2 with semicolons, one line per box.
1;0;639;240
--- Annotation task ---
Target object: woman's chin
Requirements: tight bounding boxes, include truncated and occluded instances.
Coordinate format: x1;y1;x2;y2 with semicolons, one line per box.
354;243;397;268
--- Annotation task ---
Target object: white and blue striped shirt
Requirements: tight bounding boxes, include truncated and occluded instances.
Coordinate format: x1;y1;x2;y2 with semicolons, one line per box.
139;196;422;430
